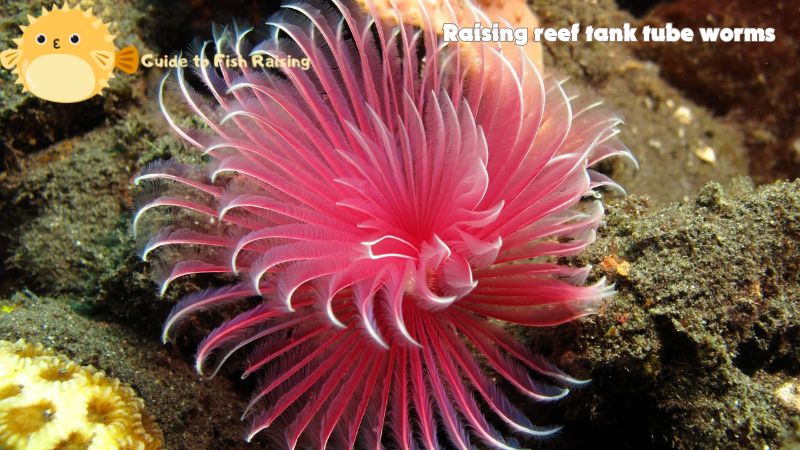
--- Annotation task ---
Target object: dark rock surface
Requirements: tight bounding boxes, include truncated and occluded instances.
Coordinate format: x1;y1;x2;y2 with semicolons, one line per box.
529;179;800;449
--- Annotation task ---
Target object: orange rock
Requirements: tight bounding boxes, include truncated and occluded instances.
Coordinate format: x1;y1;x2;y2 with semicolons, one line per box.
601;255;631;277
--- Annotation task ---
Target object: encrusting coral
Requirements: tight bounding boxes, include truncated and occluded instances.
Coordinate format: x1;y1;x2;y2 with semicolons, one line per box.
0;339;162;450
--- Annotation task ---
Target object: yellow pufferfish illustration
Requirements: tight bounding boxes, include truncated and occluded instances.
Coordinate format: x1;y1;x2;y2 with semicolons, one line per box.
0;3;139;103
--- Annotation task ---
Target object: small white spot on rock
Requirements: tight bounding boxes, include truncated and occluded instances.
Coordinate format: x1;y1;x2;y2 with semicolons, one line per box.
694;146;717;164
776;381;800;412
673;106;693;125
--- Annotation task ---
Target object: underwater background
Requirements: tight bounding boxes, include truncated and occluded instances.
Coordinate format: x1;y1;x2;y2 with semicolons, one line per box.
0;0;798;449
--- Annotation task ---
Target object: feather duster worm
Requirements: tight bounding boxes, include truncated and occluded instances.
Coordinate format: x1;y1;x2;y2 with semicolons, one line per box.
134;0;635;448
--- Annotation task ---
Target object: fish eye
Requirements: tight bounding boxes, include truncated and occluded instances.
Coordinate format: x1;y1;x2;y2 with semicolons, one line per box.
69;34;80;45
36;34;46;45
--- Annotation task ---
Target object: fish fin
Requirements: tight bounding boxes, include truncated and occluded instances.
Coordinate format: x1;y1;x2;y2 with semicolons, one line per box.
91;50;115;70
115;45;139;74
0;49;21;69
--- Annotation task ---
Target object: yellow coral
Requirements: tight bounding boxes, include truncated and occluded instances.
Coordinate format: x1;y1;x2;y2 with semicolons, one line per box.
0;339;163;450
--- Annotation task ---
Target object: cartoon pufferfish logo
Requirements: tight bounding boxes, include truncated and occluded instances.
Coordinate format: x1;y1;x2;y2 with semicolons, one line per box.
0;3;139;103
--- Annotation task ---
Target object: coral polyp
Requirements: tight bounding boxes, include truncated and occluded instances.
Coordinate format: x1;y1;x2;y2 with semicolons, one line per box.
0;339;163;450
135;0;633;447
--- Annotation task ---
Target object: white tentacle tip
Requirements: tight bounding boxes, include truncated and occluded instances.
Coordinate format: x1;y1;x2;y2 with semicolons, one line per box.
326;300;346;329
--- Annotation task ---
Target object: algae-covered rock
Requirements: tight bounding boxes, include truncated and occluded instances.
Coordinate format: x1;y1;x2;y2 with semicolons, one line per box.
1;111;156;296
0;105;203;332
529;179;800;449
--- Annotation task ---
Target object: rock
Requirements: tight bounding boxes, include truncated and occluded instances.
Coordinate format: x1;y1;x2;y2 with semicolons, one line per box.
638;0;800;183
531;0;749;204
526;178;800;449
